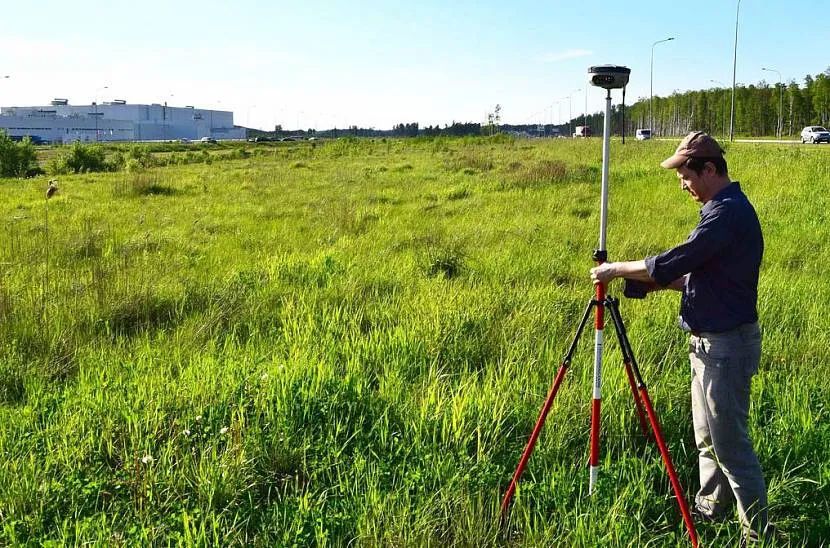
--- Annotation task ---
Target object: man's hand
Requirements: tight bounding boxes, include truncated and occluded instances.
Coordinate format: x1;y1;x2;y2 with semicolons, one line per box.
590;263;619;285
590;260;652;286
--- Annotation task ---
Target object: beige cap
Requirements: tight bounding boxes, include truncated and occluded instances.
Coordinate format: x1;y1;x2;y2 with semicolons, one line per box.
660;131;725;169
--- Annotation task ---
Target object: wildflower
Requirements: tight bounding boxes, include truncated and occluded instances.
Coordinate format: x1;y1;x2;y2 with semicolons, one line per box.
260;373;269;380
141;455;154;464
183;429;191;437
220;426;229;435
195;415;202;422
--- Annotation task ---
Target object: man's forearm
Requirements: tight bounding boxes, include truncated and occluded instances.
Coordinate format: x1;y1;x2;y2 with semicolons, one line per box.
591;260;686;292
604;260;652;282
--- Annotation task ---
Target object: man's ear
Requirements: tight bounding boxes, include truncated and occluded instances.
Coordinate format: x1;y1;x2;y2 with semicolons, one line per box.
704;161;717;176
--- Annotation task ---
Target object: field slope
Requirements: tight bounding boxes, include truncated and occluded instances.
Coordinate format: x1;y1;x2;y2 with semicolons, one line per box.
1;137;828;546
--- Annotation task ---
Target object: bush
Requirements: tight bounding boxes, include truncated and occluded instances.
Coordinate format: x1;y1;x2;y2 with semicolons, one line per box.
0;131;39;178
47;142;110;174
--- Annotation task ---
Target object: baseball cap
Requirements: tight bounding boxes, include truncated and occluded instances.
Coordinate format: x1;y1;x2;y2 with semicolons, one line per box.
660;131;725;169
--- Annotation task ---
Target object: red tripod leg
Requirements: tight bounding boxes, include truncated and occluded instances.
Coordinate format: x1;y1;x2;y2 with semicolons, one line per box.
640;388;699;548
500;299;595;524
624;360;650;439
606;297;698;547
500;364;569;521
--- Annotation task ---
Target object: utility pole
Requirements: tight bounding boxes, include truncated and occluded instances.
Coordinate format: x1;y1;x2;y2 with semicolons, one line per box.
710;80;727;138
762;67;783;138
729;0;742;141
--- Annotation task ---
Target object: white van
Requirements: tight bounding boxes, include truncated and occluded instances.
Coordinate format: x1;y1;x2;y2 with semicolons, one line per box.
635;129;652;140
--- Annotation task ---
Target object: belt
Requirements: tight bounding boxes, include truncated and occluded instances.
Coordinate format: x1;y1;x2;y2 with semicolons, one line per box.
689;322;758;338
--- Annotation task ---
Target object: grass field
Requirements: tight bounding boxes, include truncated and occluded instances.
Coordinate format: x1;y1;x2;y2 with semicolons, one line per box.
1;136;828;546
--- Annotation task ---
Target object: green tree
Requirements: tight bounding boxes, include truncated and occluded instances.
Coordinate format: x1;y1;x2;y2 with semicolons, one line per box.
0;131;39;178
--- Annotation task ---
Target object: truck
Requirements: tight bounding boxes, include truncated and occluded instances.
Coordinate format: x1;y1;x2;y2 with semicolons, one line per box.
573;126;591;138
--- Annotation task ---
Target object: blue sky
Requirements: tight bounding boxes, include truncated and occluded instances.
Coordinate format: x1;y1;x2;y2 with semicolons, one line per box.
1;0;827;130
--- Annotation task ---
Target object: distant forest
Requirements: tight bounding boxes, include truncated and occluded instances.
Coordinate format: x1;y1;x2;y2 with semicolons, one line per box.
251;67;830;139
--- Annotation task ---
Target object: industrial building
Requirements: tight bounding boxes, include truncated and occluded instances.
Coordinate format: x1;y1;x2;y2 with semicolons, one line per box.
0;99;246;143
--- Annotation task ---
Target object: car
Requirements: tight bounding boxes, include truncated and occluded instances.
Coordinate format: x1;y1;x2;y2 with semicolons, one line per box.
635;128;652;140
200;137;217;144
800;126;830;144
178;138;191;144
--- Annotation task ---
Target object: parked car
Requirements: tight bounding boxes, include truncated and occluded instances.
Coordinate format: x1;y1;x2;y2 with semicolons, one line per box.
635;128;652;140
800;126;830;144
200;137;217;144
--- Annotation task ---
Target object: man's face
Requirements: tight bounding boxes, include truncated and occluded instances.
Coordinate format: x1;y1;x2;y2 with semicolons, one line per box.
675;164;710;203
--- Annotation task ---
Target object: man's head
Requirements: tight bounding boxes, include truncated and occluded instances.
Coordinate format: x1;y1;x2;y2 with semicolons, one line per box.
661;131;731;204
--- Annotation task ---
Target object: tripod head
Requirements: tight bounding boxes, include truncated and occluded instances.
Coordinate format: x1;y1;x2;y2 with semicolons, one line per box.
588;65;631;90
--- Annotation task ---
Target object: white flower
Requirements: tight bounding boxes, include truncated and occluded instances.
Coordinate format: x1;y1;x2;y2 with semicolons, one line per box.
195;415;202;422
183;429;191;436
220;426;229;435
141;455;154;464
260;373;269;380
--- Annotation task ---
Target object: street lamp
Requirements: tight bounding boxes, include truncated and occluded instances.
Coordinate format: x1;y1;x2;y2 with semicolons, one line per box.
162;93;174;141
568;88;581;138
761;67;783;138
584;85;589;133
246;104;257;128
650;37;674;131
710;80;727;138
729;0;742;141
93;85;108;142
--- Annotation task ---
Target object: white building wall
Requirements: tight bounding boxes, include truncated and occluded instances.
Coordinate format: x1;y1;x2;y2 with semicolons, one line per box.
0;115;134;143
1;102;241;141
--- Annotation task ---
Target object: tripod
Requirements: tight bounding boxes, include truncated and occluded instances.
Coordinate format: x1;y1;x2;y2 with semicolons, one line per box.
500;66;699;547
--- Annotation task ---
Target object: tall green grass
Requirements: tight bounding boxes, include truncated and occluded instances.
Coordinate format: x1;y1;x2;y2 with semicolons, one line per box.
1;137;828;546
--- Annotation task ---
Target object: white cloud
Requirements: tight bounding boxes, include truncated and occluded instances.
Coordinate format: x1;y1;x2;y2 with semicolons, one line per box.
535;49;592;63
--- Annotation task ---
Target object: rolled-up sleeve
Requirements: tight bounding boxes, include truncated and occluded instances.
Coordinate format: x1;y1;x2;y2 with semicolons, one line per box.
645;206;733;287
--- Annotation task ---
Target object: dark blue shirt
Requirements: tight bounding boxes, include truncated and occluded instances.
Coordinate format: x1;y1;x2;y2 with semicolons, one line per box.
645;182;763;333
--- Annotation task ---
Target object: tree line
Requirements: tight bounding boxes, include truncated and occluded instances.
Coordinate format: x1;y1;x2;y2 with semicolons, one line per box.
572;68;830;138
255;67;829;140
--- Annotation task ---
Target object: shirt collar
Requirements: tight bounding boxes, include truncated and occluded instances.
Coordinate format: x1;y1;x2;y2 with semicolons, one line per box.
701;181;740;216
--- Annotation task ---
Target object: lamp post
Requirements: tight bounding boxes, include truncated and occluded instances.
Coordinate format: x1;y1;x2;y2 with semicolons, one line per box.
93;85;108;142
761;67;783;138
650;37;674;132
584;85;589;133
162;94;174;141
710;80;727;138
1;76;9;112
729;0;742;141
568;88;581;137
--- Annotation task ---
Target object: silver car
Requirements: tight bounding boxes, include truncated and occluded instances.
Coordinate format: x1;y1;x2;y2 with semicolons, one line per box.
801;126;830;144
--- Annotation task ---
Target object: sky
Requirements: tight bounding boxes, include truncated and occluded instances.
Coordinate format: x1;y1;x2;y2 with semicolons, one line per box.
1;0;827;131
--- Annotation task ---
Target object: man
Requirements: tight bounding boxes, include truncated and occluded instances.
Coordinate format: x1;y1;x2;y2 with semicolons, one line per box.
589;131;769;543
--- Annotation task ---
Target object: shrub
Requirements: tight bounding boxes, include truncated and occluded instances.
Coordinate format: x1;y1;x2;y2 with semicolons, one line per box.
114;172;177;197
503;159;568;190
47;142;110;174
0;131;38;178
